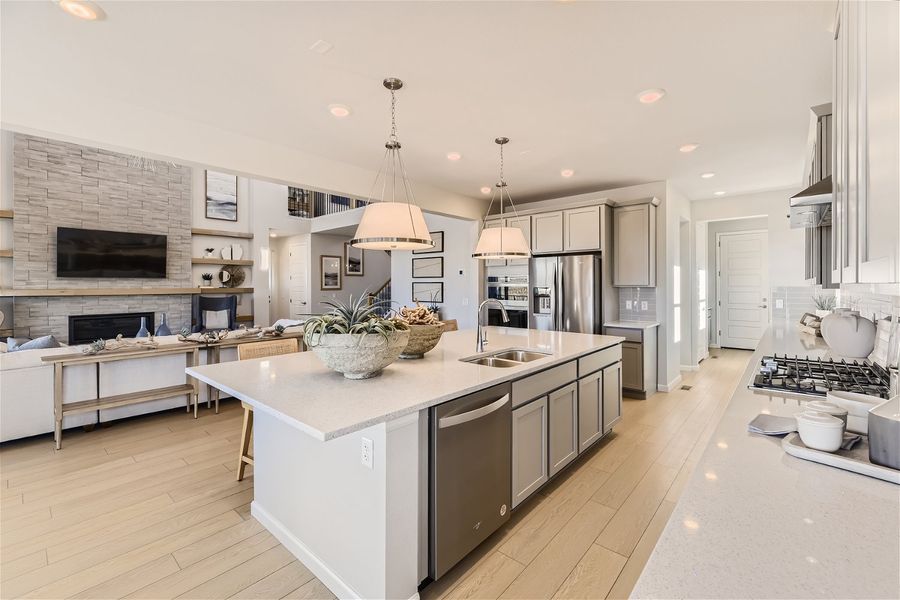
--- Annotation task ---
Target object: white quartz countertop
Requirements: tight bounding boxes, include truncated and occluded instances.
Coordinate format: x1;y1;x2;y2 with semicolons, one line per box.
603;321;660;330
187;327;623;441
632;322;900;599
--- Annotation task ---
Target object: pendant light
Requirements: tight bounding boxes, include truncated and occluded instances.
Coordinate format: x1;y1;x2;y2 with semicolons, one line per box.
350;78;433;251
472;137;531;259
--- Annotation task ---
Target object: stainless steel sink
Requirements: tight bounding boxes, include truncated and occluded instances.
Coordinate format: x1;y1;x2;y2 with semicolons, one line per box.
462;356;520;368
460;348;552;367
491;350;551;363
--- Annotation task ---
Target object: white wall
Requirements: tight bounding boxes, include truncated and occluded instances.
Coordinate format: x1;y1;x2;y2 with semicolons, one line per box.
309;234;392;312
391;212;480;329
661;183;692;387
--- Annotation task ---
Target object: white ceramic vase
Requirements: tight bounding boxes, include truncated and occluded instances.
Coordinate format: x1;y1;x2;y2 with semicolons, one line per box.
309;330;410;379
820;309;877;358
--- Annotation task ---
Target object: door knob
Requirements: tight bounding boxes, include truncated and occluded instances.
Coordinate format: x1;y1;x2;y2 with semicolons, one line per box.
759;304;768;309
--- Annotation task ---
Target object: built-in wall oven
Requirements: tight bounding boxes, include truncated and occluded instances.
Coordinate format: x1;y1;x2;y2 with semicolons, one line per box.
487;275;528;328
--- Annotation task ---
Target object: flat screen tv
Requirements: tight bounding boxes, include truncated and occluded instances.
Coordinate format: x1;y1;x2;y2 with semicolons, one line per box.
56;227;167;278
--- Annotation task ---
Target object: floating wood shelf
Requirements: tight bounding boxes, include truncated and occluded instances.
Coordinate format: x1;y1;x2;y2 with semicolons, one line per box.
191;228;254;239
0;210;13;219
191;258;254;266
199;287;254;294
0;250;12;258
235;315;254;323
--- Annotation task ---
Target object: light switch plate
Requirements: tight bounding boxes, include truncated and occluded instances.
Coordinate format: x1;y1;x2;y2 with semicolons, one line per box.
775;298;784;309
641;301;649;311
625;300;633;310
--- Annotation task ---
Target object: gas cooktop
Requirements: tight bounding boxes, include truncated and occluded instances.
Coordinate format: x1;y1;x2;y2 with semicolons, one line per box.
750;354;892;399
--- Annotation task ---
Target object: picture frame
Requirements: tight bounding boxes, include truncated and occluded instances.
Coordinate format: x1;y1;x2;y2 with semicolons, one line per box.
412;282;444;304
412;257;443;278
320;255;342;290
343;242;364;277
412;230;444;254
205;170;238;221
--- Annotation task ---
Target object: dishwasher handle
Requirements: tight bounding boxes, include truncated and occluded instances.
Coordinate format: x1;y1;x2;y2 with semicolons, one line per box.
438;394;509;429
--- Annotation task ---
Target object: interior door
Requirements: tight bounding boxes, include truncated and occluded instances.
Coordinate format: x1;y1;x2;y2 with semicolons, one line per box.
288;240;310;319
717;231;769;350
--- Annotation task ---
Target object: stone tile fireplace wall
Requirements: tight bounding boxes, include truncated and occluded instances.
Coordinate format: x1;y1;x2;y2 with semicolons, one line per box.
9;134;193;342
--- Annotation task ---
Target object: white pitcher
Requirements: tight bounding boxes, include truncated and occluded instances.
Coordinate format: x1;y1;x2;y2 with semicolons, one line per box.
820;308;877;358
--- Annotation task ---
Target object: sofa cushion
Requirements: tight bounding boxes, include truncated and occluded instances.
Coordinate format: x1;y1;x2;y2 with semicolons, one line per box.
9;335;62;352
203;310;230;330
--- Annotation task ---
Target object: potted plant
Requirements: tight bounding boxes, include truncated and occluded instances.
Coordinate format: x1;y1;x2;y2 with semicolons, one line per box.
812;293;836;318
304;295;410;379
395;303;444;359
201;272;213;286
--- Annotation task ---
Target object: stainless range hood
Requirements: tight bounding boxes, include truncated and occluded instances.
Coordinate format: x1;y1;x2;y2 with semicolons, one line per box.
790;175;832;228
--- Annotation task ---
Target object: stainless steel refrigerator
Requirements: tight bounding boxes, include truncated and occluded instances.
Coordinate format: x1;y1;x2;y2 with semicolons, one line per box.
529;254;602;334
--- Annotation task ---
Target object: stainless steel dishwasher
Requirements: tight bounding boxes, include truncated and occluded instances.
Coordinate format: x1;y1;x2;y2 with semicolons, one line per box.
429;382;511;580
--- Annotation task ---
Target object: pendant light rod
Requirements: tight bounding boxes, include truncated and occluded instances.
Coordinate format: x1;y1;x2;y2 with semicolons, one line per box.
472;136;530;259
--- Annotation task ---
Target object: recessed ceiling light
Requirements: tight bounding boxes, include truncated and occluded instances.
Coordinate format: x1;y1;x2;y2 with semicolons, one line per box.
309;39;334;54
269;233;277;238
328;104;351;118
446;152;462;161
714;191;726;196
480;186;492;195
637;88;666;104
560;169;575;178
701;172;715;179
679;143;699;153
57;0;104;20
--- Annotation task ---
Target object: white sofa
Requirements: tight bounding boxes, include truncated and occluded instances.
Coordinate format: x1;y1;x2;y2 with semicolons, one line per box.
0;336;237;443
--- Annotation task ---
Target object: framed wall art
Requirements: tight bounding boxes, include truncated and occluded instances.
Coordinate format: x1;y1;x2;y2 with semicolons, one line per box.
343;242;364;277
412;257;443;278
412;230;443;254
205;170;238;221
320;255;342;290
412;282;443;304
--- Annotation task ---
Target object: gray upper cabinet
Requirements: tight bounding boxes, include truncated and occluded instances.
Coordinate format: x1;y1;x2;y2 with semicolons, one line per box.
482;218;506;267
602;361;623;432
506;215;532;266
532;211;564;254
831;0;899;284
577;371;603;452
511;397;548;508
613;204;657;287
563;206;602;252
548;383;578;477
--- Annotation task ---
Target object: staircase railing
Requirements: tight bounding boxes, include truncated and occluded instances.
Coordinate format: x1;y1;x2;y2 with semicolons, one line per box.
367;279;392;316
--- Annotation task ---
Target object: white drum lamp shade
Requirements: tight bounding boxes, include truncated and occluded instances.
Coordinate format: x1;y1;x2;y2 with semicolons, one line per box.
472;226;530;259
351;202;433;250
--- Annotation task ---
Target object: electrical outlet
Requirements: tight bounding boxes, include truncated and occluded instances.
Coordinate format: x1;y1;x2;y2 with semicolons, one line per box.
361;437;373;469
625;300;633;310
462;297;469;306
641;301;649;311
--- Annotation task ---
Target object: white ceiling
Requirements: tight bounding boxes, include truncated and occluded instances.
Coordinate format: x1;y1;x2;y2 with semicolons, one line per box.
1;1;834;202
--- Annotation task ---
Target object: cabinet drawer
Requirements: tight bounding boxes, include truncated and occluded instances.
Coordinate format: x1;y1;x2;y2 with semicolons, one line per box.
603;327;643;343
512;361;577;408
577;345;622;377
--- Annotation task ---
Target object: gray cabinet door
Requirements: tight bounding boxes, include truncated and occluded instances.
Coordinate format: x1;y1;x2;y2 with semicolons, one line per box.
621;342;643;391
602;361;623;432
512;397;548;508
483;218;506;267
563;206;601;252
577;371;603;451
532;211;564;254
506;215;532;267
548;383;578;477
613;204;656;287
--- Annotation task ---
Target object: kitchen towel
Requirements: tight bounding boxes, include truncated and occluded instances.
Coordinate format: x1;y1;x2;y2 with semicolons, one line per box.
748;414;798;435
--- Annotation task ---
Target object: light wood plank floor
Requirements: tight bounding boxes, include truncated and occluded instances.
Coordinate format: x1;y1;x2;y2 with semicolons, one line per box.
0;349;751;600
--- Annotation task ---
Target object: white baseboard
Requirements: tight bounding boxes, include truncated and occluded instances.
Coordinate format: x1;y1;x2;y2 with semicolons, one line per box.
252;501;374;600
709;343;721;349
657;374;683;392
680;364;700;372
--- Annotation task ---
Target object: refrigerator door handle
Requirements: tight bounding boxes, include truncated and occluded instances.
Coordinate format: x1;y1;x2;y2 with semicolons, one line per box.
556;259;564;331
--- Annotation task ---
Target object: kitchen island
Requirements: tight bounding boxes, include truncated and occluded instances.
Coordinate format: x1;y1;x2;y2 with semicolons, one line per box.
187;327;624;600
632;322;900;599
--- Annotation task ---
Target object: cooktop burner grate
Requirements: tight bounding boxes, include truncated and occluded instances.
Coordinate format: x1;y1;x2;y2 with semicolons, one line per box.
751;354;892;399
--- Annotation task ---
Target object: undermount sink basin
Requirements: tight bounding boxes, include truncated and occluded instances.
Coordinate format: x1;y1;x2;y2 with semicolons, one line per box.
491;350;551;363
463;356;520;368
460;348;552;368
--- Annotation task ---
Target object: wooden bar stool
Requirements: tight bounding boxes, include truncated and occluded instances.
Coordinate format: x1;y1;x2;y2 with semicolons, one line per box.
235;337;300;480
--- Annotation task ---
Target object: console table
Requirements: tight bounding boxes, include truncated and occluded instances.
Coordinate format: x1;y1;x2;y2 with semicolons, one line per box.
42;345;200;449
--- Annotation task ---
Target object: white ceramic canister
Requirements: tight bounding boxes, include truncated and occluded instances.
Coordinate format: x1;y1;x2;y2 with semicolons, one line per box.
806;400;848;427
795;410;845;452
820;309;877;358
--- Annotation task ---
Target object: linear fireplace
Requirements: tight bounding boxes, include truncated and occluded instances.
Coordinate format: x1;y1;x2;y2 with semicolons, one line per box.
68;312;155;344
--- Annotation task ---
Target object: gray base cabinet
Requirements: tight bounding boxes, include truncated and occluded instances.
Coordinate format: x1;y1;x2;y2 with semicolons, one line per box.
605;326;657;399
577;371;603;451
548;383;578;477
511;397;548;508
602;361;623;432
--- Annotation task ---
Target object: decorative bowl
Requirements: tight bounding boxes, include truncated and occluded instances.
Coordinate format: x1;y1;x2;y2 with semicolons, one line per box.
400;324;444;359
309;330;410;379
